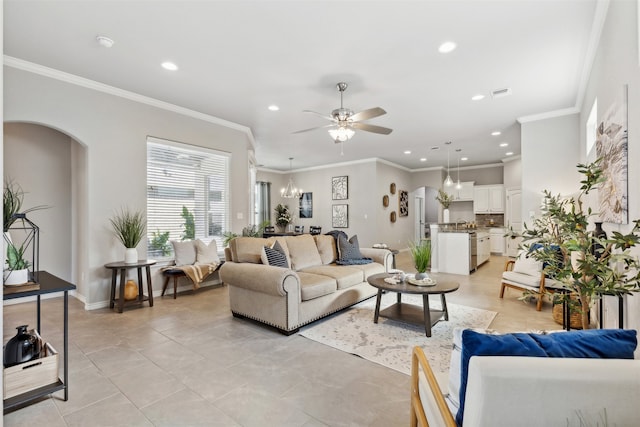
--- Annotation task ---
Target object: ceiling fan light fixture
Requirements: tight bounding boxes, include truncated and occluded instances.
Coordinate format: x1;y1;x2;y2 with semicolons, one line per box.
329;127;354;142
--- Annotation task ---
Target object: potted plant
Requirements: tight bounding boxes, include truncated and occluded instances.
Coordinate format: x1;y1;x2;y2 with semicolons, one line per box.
520;159;640;329
436;189;453;223
409;239;432;280
274;204;292;231
109;207;146;263
4;241;30;285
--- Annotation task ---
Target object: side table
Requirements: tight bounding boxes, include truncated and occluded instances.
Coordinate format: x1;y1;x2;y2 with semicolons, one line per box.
105;260;156;313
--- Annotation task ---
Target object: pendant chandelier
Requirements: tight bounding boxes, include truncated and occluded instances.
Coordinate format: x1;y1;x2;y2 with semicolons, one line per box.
281;157;303;199
455;148;462;190
443;141;453;187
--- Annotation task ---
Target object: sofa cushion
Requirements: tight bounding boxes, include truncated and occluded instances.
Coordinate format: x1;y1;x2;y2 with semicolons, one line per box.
344;261;385;280
261;241;289;268
300;265;363;290
297;272;338;301
286;234;322;270
171;240;196;265
315;234;338;265
195;239;220;264
231;237;272;264
502;270;542;289
456;329;638;426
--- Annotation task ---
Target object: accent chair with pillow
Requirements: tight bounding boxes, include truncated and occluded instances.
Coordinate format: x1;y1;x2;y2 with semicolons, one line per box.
410;328;640;427
500;249;556;310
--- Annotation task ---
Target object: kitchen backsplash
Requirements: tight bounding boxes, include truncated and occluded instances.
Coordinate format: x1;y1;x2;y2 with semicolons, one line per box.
475;213;504;227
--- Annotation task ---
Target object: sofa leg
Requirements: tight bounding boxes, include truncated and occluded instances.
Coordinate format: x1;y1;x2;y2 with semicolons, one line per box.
232;312;246;319
279;327;299;336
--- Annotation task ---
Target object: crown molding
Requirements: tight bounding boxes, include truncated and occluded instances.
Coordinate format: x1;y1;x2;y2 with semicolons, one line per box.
501;154;521;163
3;55;256;150
517;107;580;124
258;157;411;174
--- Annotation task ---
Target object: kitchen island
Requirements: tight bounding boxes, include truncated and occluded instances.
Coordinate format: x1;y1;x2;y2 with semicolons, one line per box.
435;226;490;275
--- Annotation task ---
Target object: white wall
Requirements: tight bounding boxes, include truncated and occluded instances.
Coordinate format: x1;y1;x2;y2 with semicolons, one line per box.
4;123;73;281
577;0;640;331
520;113;580;220
503;157;522;191
4;65;253;308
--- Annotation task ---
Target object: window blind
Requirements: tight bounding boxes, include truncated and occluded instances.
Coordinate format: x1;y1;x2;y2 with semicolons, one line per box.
147;137;230;259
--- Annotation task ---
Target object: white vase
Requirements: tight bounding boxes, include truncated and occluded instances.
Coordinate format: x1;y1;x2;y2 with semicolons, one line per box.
4;268;29;286
443;208;450;223
124;247;138;264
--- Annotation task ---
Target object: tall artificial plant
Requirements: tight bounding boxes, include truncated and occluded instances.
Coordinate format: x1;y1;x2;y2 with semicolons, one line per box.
3;179;49;232
520;159;640;329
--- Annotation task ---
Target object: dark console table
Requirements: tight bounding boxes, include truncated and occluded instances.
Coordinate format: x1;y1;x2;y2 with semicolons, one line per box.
3;271;76;411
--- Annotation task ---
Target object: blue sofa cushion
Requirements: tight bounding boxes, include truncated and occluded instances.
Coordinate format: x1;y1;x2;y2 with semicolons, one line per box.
456;329;637;426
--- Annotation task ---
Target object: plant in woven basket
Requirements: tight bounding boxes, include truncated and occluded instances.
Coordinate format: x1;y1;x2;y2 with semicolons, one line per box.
520;159;640;329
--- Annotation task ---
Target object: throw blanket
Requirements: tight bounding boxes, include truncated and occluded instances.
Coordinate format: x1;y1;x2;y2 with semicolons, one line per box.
162;262;220;290
336;258;373;265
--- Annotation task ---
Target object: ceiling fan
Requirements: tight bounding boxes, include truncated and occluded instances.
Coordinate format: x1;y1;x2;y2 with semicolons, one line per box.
294;82;393;142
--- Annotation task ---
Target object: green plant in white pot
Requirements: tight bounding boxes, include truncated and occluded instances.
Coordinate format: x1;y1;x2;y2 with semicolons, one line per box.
409;239;432;280
110;208;146;264
4;241;30;285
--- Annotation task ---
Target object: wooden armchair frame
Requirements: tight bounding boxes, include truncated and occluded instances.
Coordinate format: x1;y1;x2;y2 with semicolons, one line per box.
410;347;456;427
499;259;551;311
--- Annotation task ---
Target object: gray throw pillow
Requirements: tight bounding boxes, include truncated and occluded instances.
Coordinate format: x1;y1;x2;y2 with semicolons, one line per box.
261;240;289;268
337;235;363;261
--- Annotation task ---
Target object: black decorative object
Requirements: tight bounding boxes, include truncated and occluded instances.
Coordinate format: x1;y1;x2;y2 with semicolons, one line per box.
591;222;607;259
3;325;40;368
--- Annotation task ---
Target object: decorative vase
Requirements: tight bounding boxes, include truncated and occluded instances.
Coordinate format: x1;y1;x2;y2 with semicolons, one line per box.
443;208;450;223
4;325;40;368
3;268;29;286
124;247;138;264
124;279;138;300
415;272;429;280
591;222;607;259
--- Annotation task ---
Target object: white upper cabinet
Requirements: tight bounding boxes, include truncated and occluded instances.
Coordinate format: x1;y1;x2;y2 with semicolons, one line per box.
473;184;504;213
447;181;475;202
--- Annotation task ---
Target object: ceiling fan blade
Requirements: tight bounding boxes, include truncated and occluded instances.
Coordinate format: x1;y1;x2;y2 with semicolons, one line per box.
292;123;334;134
302;110;336;121
349;107;387;122
351;122;393;135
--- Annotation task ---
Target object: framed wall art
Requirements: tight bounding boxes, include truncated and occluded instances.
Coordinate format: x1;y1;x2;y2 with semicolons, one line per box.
332;204;349;228
399;190;409;216
332;176;348;200
299;192;313;218
597;84;628;224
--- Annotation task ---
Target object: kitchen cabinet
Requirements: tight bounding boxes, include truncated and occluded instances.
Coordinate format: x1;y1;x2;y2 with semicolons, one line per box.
447;181;475;202
477;232;491;266
473;185;504;213
437;232;471;275
490;227;505;254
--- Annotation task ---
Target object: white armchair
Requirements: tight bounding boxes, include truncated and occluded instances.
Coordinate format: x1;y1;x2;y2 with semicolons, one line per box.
499;250;555;310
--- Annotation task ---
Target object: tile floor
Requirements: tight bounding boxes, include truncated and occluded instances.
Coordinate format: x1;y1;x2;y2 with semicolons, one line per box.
2;253;559;426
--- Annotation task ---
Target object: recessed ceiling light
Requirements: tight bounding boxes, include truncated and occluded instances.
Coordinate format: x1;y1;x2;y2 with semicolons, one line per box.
438;41;457;53
420;158;427;162
461;157;468;161
500;143;509;147
471;94;485;101
268;105;279;111
431;146;440;150
96;35;114;48
491;131;501;136
505;152;514;156
161;62;178;71
404;150;411;154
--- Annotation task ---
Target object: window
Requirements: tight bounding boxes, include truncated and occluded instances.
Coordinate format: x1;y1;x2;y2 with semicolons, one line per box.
147;137;230;259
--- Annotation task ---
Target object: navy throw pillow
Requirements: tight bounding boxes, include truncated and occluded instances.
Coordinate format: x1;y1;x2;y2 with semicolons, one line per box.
455;329;637;426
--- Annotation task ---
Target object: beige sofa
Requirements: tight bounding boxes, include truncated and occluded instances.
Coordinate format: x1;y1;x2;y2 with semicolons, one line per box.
220;234;392;334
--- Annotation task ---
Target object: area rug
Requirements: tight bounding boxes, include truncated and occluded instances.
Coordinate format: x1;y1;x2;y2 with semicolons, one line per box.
299;293;497;376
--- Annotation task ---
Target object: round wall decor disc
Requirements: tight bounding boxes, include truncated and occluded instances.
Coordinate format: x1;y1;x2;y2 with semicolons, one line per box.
383;195;389;207
390;183;396;194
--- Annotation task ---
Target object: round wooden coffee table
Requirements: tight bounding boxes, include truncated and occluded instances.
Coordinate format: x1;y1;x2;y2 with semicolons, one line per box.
367;272;460;337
